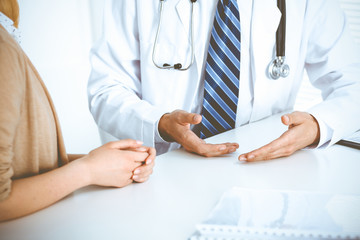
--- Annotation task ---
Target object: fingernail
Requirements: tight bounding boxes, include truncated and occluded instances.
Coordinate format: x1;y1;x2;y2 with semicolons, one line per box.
136;141;143;145
239;156;247;161
146;158;152;164
248;154;255;160
229;147;236;153
219;146;226;151
134;169;140;175
283;115;289;123
132;175;139;180
135;147;146;152
194;115;201;122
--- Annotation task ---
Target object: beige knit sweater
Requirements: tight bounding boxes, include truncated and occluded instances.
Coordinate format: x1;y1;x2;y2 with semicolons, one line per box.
0;26;68;201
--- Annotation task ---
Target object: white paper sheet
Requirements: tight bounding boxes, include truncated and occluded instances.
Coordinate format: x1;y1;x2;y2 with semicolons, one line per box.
190;188;360;240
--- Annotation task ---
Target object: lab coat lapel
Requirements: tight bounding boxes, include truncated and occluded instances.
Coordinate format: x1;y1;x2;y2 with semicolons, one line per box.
250;0;282;121
176;0;200;77
176;0;217;78
176;0;191;36
250;0;281;81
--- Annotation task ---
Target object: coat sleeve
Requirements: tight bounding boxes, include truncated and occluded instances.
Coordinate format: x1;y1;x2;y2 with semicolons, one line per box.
0;41;25;201
87;0;168;150
305;0;360;146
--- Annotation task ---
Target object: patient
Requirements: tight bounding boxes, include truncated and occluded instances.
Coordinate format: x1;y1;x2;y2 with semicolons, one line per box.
0;0;155;221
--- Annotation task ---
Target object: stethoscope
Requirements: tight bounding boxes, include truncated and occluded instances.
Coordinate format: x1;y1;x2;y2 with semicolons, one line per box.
152;0;197;71
268;0;290;80
152;0;290;80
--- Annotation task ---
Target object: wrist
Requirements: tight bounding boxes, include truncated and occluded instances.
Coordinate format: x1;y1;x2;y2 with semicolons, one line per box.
309;114;320;146
158;113;174;142
69;157;93;187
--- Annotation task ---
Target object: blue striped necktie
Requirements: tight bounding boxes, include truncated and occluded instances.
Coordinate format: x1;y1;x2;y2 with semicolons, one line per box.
200;0;241;139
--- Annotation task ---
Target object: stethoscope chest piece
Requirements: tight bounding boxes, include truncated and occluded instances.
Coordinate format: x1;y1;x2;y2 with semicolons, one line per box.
268;0;290;80
268;56;290;80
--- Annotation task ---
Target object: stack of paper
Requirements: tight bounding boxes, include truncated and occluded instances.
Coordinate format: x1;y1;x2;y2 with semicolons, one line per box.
190;188;360;240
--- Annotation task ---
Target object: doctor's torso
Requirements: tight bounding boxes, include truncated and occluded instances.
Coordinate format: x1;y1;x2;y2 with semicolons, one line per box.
103;0;344;125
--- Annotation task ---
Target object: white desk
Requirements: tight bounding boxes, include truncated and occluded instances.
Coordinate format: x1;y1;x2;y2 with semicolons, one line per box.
1;114;360;240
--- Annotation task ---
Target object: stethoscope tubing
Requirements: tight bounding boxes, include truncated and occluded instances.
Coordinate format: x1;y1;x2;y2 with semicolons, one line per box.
152;0;196;71
268;0;290;80
152;0;289;79
276;0;286;57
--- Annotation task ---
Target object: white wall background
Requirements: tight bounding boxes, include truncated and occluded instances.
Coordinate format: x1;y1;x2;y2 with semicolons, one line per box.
294;0;360;111
18;0;104;153
17;0;360;153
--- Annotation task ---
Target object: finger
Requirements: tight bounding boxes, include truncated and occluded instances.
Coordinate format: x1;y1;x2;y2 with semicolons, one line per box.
239;147;288;162
144;147;156;165
133;176;149;183
176;110;202;125
238;125;307;162
281;111;307;127
128;146;148;152
133;167;153;180
126;151;149;167
180;128;239;157
136;160;155;174
132;147;156;164
189;140;239;157
107;139;143;150
239;130;293;161
207;142;239;156
133;164;154;180
239;113;320;162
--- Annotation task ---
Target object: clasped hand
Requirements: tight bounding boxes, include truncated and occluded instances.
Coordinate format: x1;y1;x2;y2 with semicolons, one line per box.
80;139;155;188
159;110;320;161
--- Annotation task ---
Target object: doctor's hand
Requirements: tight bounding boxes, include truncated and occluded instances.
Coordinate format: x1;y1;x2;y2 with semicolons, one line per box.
238;111;320;162
159;110;239;157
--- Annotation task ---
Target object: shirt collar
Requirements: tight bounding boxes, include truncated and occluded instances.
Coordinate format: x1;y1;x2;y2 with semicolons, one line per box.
0;12;21;44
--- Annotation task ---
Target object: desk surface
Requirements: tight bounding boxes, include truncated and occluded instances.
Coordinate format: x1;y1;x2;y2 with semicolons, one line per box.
1;114;360;240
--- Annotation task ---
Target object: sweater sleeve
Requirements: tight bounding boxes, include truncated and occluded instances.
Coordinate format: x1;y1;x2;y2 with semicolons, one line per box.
0;39;25;201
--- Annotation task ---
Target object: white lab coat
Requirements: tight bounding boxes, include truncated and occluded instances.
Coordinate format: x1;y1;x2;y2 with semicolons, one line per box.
88;0;360;155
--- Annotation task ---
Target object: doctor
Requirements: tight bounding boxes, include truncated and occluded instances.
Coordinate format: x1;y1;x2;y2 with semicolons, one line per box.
88;0;360;160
